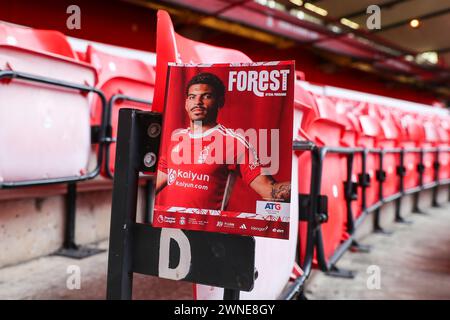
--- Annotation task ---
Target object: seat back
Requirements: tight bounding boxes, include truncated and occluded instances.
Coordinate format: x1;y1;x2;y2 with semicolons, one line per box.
422;119;439;184
355;115;381;208
0;22;98;186
400;114;424;189
378;113;401;197
0;22;76;59
298;95;349;266
85;45;155;177
153;10;251;114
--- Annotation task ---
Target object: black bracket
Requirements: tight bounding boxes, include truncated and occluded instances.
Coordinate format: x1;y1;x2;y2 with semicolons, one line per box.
136;112;163;174
358;173;371;187
350;240;371;253
344;181;358;201
326;265;356;279
433;161;440;171
376;170;386;182
90;125;102;144
298;194;328;224
396;165;406;177
417;163;425;174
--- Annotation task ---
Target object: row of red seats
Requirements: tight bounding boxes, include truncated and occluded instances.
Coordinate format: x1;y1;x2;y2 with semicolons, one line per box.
0;21;156;185
295;87;450;269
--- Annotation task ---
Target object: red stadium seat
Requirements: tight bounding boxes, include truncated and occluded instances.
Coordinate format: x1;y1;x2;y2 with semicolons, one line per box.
334;99;364;219
0;22;98;185
85;45;155;177
363;103;401;199
354;113;382;208
433;116;450;181
298;94;349;266
377;110;401;197
397;113;425;190
293;84;317;134
153;11;252;114
421;117;440;184
0;22;77;59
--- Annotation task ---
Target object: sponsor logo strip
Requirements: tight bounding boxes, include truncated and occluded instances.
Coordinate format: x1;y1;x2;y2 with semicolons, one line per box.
153;209;289;240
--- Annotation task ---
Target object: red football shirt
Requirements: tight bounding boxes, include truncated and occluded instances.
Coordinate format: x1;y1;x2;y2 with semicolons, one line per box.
157;124;262;210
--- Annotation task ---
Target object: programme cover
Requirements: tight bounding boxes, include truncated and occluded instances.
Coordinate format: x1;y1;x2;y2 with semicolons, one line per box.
153;61;294;239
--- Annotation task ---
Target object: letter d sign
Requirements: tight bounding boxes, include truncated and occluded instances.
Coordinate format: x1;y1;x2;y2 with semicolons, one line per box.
158;228;191;280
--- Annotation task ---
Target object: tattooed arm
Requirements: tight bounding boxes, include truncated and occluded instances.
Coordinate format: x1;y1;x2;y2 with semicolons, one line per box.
249;175;291;202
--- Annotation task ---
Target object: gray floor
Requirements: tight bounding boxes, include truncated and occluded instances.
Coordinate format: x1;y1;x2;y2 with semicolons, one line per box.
0;240;192;300
0;203;448;300
305;202;450;300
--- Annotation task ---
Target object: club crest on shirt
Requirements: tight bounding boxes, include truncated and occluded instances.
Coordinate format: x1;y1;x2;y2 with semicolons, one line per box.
167;168;177;185
198;145;211;164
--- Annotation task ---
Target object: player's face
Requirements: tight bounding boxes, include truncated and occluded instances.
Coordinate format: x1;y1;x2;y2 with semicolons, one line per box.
185;84;219;123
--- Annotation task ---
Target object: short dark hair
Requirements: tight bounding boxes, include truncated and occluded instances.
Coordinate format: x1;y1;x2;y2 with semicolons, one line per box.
186;72;225;108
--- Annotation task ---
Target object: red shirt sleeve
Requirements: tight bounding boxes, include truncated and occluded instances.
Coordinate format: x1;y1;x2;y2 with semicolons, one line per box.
158;150;168;173
237;140;261;185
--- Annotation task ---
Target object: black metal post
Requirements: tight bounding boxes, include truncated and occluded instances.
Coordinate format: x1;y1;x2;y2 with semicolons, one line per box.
54;183;105;259
361;149;368;213
314;148;355;278
413;149;426;214
373;151;384;232
345;153;356;234
432;149;440;207
282;141;318;300
106;109;142;300
395;149;407;222
63;183;77;250
223;289;240;300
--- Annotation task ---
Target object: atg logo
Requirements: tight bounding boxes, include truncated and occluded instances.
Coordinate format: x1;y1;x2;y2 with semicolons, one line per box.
265;203;281;211
256;200;289;218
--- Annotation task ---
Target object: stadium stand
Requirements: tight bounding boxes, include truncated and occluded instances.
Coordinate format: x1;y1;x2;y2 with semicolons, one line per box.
0;8;449;301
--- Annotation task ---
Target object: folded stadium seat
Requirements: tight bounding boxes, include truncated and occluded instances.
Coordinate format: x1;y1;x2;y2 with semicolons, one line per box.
352;112;382;209
299;93;349;267
155;10;298;300
433;116;450;181
364;103;401;199
85;45;155;177
75;50;87;62
334;99;364;219
0;22;76;58
313;96;359;155
376;109;401;198
397;113;425;190
293;84;318;133
0;22;98;185
421;116;440;185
